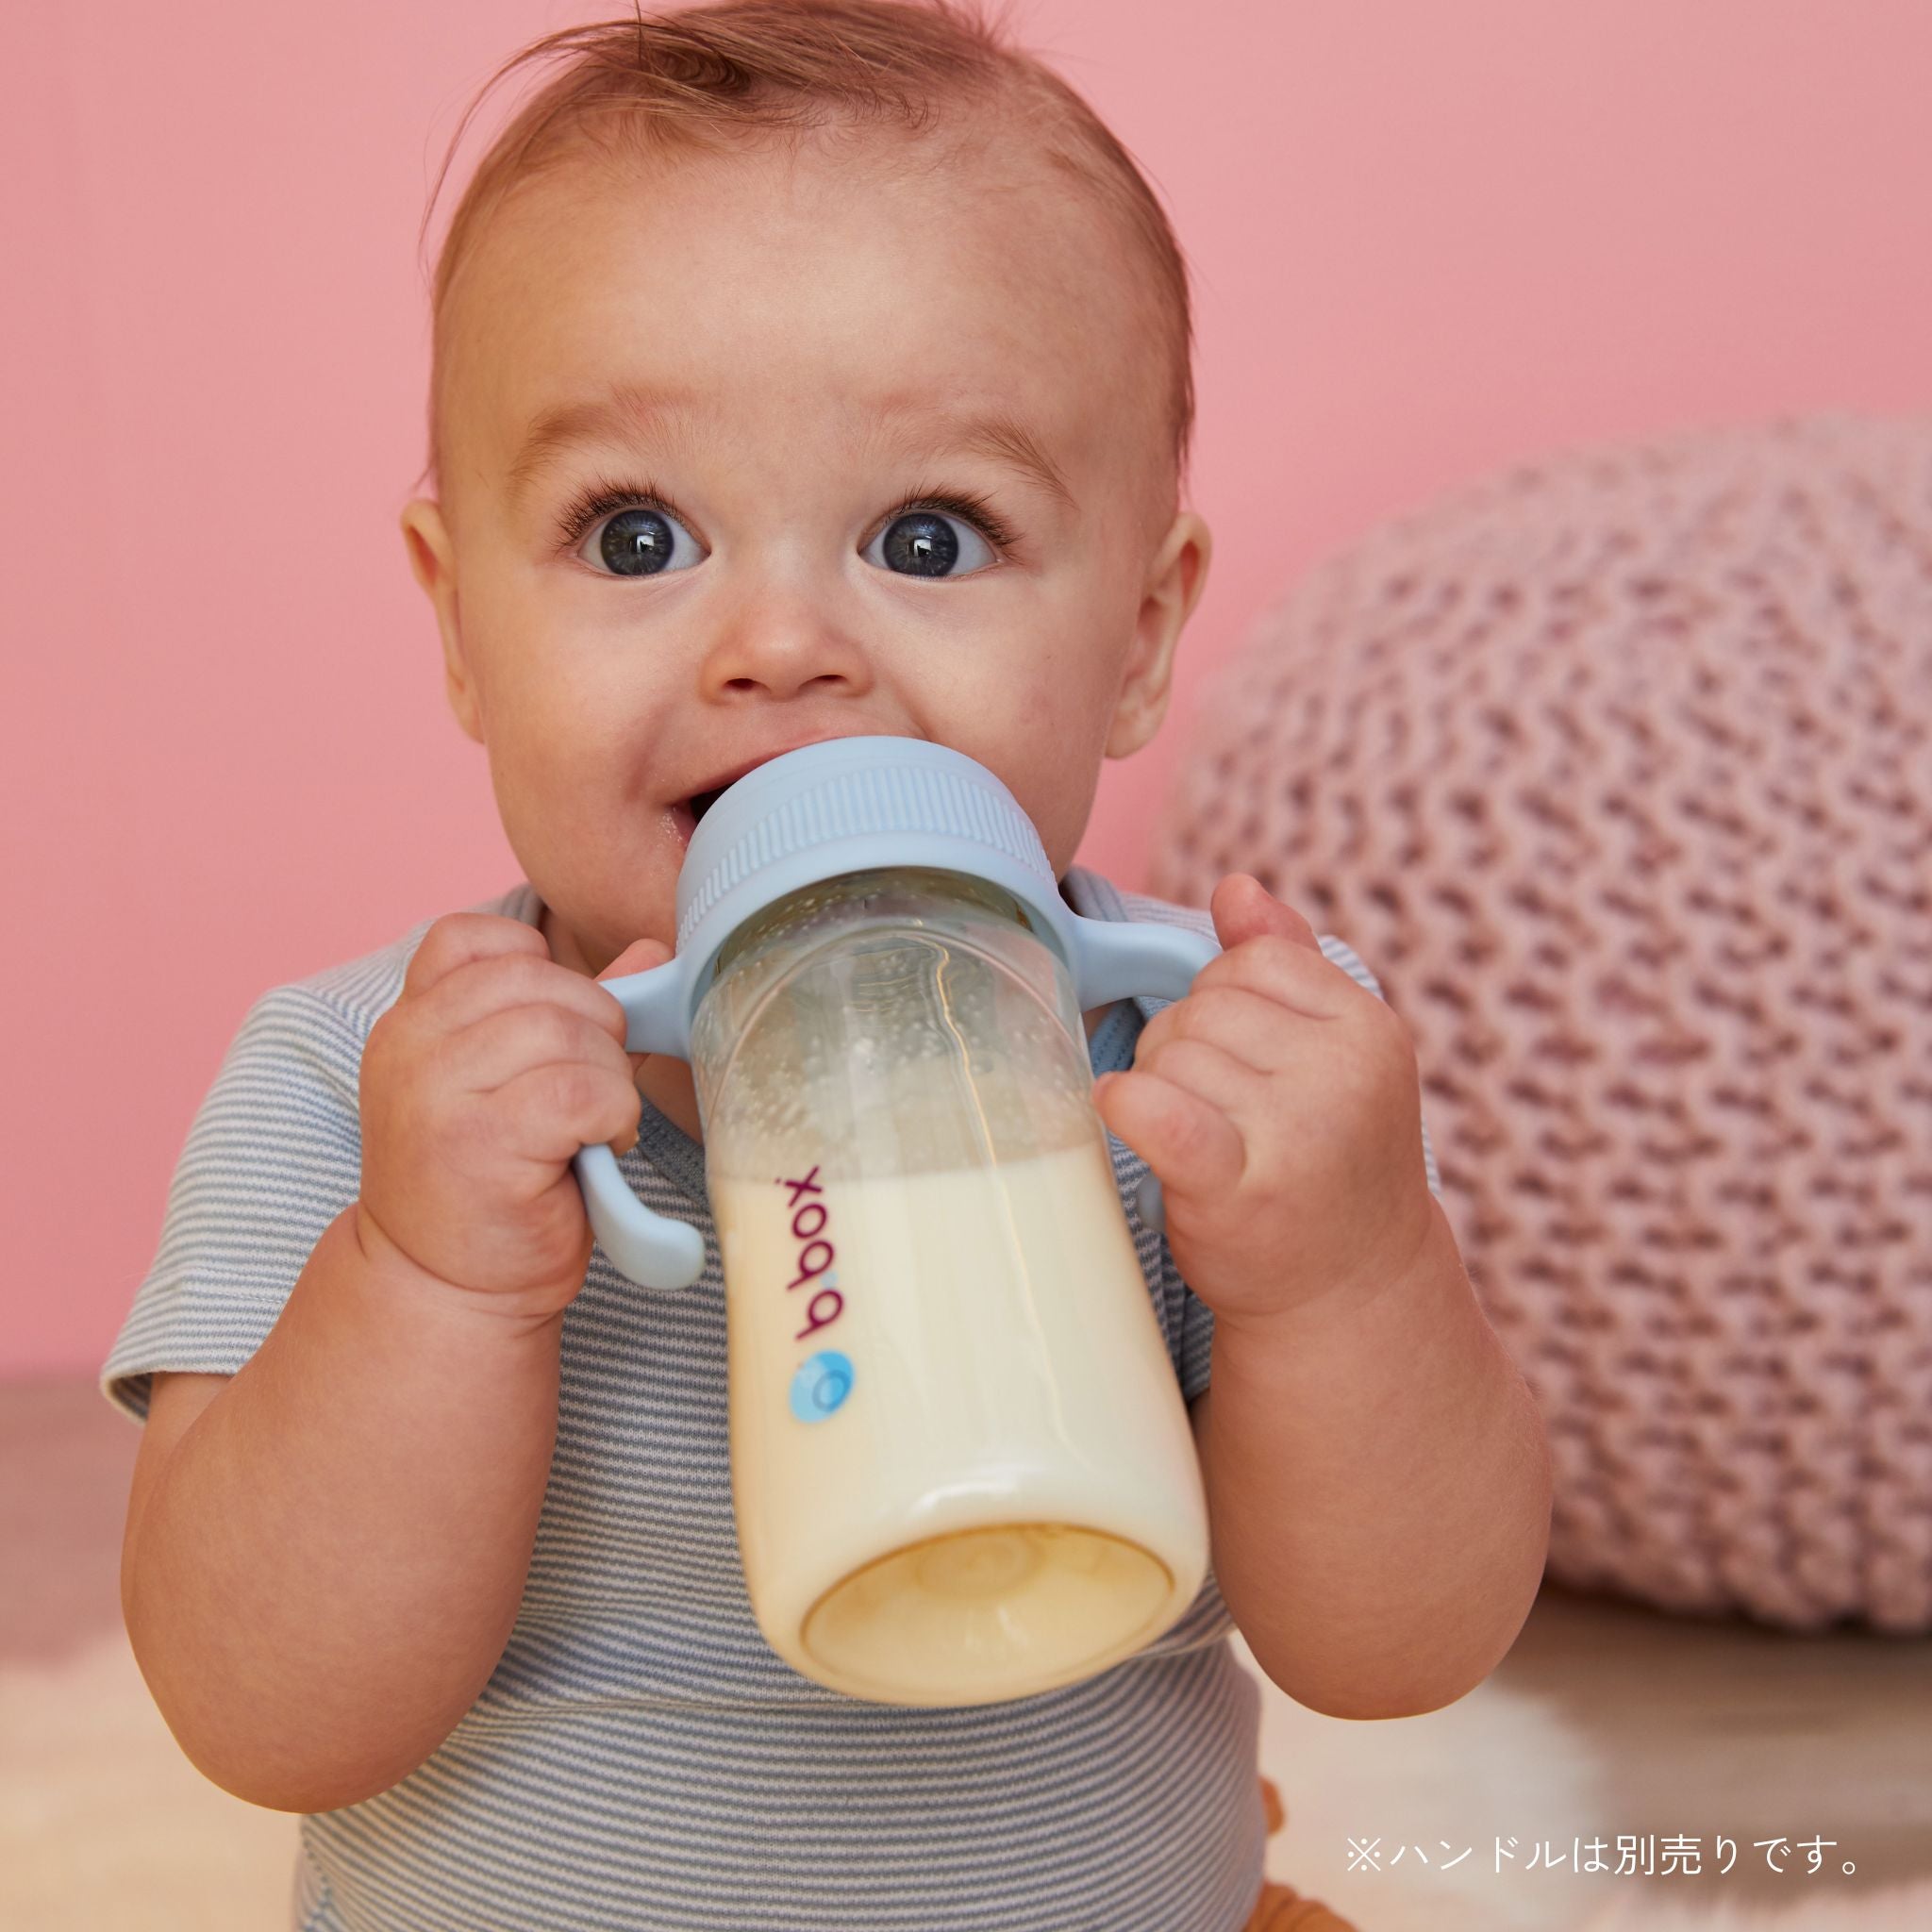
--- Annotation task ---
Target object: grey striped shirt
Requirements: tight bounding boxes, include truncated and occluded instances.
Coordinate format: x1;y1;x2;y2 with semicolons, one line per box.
102;862;1439;1931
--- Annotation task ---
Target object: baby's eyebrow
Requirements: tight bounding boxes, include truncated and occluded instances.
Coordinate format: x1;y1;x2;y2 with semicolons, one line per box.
904;408;1076;515
506;381;1076;515
869;406;1081;517
507;383;702;507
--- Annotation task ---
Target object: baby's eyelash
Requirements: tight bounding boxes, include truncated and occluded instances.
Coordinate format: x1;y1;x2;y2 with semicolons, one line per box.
880;488;1019;553
551;476;1019;556
555;477;683;551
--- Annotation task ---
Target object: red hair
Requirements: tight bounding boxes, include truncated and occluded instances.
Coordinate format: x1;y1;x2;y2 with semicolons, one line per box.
413;1;1194;508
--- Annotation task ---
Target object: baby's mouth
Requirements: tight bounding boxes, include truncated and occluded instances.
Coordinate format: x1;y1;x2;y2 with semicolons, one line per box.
672;789;724;842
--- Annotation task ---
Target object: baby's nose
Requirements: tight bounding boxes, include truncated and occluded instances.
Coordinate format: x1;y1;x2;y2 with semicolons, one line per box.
699;592;871;701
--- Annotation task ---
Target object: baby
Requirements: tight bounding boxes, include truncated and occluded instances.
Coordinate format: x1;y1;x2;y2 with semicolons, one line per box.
106;4;1552;1928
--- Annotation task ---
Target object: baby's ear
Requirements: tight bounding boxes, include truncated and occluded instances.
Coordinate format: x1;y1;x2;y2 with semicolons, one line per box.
398;498;483;744
1108;507;1212;759
399;496;452;602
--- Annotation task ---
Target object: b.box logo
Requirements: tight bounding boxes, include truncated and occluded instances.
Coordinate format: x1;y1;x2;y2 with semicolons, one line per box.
777;1166;853;1421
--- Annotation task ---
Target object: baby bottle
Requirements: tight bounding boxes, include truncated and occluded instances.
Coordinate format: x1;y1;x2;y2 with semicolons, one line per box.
572;735;1221;1707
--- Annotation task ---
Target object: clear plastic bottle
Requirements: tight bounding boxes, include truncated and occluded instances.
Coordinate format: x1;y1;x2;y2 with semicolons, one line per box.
689;866;1209;1707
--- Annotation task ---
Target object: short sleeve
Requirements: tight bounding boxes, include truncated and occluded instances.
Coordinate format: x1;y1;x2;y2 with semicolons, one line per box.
1174;930;1443;1399
100;983;368;1424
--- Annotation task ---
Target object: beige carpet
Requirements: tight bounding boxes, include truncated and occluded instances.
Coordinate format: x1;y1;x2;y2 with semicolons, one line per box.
7;1375;1929;1931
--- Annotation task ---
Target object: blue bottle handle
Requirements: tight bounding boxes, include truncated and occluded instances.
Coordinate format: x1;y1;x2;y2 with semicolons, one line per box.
574;911;1221;1288
1062;914;1223;1238
571;949;708;1291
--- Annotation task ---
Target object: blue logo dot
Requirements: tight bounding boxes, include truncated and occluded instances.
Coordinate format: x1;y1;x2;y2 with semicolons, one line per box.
790;1350;854;1422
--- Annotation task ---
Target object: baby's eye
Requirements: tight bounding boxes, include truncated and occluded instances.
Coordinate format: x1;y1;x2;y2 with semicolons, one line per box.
577;501;705;577
862;508;998;579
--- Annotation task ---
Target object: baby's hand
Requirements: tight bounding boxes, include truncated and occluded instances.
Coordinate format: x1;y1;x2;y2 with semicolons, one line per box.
358;913;671;1318
1093;874;1434;1331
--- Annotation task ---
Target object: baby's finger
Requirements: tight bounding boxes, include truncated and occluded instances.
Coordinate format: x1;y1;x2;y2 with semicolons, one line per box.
598;936;674;982
1094;1067;1247;1203
449;1003;640;1101
490;1056;645;1169
1134;983;1296;1074
401;912;548;1003
1195;930;1357;1021
1209;873;1324;954
1134;1035;1271;1117
417;949;641;1045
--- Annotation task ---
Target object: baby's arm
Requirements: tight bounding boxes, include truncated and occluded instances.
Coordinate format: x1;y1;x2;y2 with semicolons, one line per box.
1195;1197;1552;1720
1099;886;1550;1717
119;913;658;1813
122;1214;565;1812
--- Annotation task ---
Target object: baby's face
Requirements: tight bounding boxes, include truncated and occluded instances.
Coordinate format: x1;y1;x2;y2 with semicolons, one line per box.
403;125;1209;974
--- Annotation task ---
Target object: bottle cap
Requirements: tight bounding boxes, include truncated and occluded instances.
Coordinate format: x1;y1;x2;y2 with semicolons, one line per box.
674;735;1071;1001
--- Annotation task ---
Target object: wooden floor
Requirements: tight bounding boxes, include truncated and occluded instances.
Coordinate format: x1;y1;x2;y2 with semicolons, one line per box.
6;1374;1929;1931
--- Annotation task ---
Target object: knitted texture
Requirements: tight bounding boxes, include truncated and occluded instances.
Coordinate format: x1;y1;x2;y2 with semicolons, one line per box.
1151;413;1932;1633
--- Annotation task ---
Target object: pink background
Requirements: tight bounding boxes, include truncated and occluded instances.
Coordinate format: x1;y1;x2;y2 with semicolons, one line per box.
7;1;1931;1377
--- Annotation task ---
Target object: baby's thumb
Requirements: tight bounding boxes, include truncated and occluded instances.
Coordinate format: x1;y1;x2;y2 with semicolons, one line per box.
597;937;675;1073
598;935;674;983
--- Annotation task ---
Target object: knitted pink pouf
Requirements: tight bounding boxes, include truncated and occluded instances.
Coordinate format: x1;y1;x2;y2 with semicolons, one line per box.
1151;413;1932;1632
